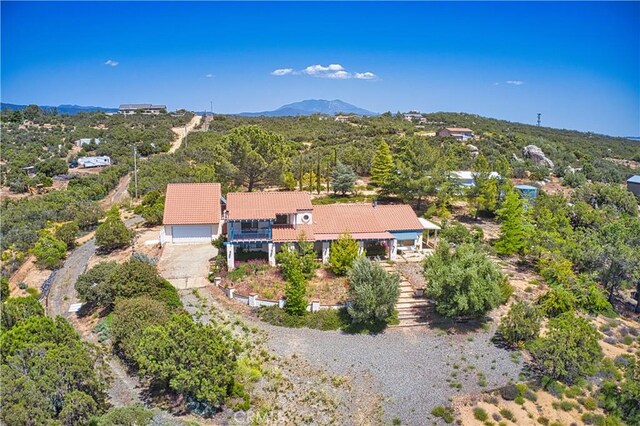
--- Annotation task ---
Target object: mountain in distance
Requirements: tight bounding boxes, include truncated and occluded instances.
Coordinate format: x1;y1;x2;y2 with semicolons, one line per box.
1;103;118;114
238;99;377;117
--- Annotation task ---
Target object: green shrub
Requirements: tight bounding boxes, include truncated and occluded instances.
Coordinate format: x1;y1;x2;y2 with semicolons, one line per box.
257;306;347;331
1;296;44;330
582;397;597;411
54;221;79;249
431;405;455;423
425;243;507;318
110;296;171;361
497;302;541;346
473;407;489;421
499;408;514;421
95;207;132;253
328;232;360;275
347;256;400;325
531;312;602;383
31;232;67;269
537;287;576;317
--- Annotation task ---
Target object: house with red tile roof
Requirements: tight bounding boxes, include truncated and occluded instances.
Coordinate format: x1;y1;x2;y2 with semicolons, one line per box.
223;191;428;270
162;184;437;270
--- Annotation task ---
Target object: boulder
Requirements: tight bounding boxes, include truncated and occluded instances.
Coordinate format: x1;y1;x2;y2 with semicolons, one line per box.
523;145;554;169
467;144;479;158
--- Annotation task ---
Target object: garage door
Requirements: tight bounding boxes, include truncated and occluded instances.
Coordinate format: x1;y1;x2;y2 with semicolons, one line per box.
172;225;212;244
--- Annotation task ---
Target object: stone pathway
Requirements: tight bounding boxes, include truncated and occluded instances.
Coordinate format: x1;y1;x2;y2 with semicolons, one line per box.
381;262;433;327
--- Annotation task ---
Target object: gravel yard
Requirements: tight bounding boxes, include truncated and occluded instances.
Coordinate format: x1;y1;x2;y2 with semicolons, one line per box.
263;323;522;426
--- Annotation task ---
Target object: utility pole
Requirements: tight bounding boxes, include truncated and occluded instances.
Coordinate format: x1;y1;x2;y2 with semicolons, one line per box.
133;145;138;199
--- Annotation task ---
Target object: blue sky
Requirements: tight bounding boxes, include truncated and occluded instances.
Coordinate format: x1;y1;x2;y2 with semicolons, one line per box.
2;1;639;136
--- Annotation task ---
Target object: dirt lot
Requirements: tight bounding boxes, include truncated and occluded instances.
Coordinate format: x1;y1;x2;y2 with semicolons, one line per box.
158;243;217;289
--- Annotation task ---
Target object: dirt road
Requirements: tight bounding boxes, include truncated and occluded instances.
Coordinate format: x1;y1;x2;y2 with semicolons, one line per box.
169;115;202;154
45;214;145;407
100;173;132;209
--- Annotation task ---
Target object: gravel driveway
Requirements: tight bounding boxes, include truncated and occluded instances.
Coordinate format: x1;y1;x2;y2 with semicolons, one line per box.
263;324;522;425
158;243;217;289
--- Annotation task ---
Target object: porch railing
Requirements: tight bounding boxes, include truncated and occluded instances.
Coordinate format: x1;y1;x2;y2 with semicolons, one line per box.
229;228;271;241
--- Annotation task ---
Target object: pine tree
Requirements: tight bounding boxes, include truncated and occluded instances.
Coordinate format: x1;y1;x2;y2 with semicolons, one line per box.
331;162;357;195
495;190;530;255
370;141;394;188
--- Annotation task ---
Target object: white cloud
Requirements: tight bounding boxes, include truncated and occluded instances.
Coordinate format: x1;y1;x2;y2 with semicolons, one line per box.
303;64;345;75
493;82;500;86
271;68;294;76
354;72;377;80
273;63;377;80
205;73;214;78
104;59;119;67
506;80;524;85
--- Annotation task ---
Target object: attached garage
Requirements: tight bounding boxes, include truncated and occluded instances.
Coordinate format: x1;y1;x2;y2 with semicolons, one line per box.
171;224;216;244
162;183;223;245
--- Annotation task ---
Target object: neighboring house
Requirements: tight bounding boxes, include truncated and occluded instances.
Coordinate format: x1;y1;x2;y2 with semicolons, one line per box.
224;191;426;270
403;113;423;121
450;171;501;187
22;166;36;176
334;115;354;123
162;183;224;244
118;104;166;115
515;184;539;200
438;127;474;141
77;156;111;168
627;175;640;197
75;138;101;147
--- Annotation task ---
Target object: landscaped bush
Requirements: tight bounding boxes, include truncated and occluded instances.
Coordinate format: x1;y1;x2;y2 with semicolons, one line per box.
425;243;509;318
347;256;399;326
328;232;360;275
257;305;346;331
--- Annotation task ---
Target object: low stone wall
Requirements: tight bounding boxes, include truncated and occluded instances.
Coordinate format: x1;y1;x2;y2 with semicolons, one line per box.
212;277;347;312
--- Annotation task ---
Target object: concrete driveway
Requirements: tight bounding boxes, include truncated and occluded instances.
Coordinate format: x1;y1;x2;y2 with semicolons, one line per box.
158;243;217;290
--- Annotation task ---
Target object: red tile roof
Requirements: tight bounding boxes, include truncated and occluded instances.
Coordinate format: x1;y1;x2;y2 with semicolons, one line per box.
271;224;315;242
226;191;313;220
163;183;222;225
313;204;423;237
445;127;473;133
375;204;424;231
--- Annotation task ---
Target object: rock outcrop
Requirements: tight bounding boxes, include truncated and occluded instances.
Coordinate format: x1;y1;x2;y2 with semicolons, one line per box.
522;145;554;169
467;144;479;158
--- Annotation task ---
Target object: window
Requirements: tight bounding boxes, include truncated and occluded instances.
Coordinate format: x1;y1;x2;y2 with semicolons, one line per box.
241;221;258;231
275;214;288;225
